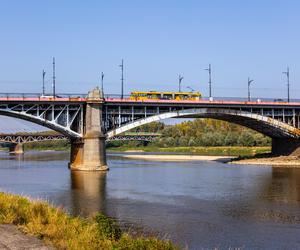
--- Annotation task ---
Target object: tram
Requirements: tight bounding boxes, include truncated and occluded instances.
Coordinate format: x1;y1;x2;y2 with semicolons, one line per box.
130;91;201;101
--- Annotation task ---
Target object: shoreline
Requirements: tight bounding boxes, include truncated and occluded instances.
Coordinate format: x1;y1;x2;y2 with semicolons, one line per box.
110;152;300;167
109;153;235;163
231;155;300;167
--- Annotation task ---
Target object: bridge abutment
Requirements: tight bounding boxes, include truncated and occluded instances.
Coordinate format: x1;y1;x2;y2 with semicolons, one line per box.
272;138;300;156
9;143;24;154
69;87;108;171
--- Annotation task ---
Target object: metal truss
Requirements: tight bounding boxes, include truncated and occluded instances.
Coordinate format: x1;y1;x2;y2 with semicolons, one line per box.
0;103;84;138
106;108;300;139
1;97;300;141
0;133;158;144
103;103;300;134
106;134;158;142
0;134;67;144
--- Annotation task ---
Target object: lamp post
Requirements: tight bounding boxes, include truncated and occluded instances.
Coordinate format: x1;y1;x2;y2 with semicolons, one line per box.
283;67;290;102
205;64;212;99
247;77;254;101
52;57;56;97
119;59;124;99
101;72;104;97
42;70;46;96
178;74;183;92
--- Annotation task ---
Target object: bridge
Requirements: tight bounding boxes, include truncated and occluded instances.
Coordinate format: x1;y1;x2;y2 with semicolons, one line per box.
0;132;160;154
0;87;300;170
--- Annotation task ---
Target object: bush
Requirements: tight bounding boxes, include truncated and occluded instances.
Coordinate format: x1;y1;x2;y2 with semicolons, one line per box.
95;214;121;240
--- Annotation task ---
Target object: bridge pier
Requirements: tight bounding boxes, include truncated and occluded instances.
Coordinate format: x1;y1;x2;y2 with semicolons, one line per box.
9;143;24;154
272;138;300;156
69;87;108;171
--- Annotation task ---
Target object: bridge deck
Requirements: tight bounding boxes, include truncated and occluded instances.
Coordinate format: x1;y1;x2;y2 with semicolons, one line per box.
105;98;300;107
0;96;300;107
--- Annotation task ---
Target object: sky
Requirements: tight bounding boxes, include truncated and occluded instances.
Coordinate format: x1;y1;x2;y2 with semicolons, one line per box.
0;0;299;99
0;0;299;131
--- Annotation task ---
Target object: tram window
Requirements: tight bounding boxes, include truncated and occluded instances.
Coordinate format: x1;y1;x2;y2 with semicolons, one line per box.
147;94;157;99
163;94;172;100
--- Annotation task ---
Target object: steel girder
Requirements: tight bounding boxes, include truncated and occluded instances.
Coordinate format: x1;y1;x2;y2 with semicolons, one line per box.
106;108;300;139
0;103;84;138
0;134;67;144
0;134;157;144
106;135;158;142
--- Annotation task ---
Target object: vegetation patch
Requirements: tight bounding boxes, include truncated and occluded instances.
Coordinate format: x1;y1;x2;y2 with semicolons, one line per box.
135;119;270;147
0;192;177;250
24;140;70;151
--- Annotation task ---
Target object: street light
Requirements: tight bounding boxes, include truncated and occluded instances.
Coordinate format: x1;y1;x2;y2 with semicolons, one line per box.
247;77;254;101
119;59;124;99
204;64;212;99
52;57;56;97
101;72;104;97
42;70;46;96
283;67;290;102
178;74;184;92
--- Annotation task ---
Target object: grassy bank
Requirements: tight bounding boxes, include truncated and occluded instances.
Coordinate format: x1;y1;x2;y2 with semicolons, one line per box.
24;140;70;151
0;192;177;250
108;146;271;156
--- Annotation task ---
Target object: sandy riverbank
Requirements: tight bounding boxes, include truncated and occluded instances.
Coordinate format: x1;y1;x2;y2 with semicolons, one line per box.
113;152;300;167
231;156;300;167
115;154;234;163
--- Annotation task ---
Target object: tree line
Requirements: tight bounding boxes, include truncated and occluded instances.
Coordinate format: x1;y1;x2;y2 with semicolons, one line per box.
128;118;271;147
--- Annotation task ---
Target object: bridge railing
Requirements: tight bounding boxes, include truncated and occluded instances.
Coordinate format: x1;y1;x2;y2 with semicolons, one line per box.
1;92;300;103
0;93;87;101
104;94;300;104
122;132;162;136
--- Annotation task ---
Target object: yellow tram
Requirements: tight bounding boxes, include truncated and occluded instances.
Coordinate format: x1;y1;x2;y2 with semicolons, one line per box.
130;91;201;101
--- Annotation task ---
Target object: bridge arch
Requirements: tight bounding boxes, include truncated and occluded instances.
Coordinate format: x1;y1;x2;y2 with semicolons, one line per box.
0;107;82;138
106;108;300;139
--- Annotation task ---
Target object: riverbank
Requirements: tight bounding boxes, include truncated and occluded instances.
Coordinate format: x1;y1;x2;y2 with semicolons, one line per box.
113;153;234;163
0;192;177;250
231;155;300;167
108;146;271;156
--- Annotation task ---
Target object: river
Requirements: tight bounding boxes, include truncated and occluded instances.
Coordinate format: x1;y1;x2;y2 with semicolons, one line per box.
0;151;300;249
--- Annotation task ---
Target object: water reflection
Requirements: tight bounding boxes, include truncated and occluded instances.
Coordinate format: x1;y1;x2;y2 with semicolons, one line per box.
265;167;300;203
67;171;107;216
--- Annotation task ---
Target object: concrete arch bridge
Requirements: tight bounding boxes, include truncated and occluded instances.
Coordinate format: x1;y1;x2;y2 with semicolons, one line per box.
0;88;300;171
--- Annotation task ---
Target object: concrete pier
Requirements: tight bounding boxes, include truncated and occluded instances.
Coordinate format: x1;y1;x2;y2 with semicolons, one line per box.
69;87;108;171
8;143;24;154
272;138;300;156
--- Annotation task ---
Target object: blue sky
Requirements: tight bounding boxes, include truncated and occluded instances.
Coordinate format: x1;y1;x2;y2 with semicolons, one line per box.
0;0;299;99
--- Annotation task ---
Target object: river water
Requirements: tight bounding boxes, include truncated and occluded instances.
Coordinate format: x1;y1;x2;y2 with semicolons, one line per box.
0;151;300;249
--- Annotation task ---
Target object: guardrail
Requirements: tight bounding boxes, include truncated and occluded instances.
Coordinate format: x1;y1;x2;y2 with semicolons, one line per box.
0;93;87;101
0;92;299;104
